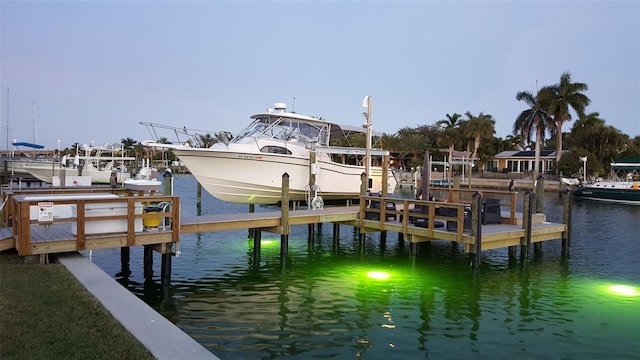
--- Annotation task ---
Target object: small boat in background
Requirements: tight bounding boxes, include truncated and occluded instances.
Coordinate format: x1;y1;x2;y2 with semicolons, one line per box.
23;143;133;184
124;159;161;192
573;158;640;205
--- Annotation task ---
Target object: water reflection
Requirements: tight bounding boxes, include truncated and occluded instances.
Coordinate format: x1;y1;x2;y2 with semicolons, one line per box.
84;176;639;359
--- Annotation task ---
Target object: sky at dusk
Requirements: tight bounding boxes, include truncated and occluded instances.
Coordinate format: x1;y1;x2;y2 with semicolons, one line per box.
1;1;639;151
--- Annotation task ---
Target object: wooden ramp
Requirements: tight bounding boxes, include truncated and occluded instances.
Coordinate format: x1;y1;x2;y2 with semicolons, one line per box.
181;207;359;234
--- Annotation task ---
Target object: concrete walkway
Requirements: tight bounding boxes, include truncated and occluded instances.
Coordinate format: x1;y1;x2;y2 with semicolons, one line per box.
58;252;219;360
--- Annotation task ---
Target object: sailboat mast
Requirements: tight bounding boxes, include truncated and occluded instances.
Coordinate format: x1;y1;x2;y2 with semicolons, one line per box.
32;100;36;144
5;88;9;151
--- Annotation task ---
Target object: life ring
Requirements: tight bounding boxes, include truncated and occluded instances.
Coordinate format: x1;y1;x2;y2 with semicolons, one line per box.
311;196;324;210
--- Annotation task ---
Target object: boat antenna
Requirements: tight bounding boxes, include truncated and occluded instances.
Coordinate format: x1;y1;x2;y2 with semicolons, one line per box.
291;97;296;112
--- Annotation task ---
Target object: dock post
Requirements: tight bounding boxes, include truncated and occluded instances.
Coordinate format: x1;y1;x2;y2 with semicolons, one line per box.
382;154;390;197
161;252;172;285
120;247;131;276
561;188;572;255
248;204;255;239
358;172;368;247
452;176;460;202
521;191;533;259
162;168;173;195
280;173;290;257
196;182;202;215
308;224;315;244
253;230;262;254
410;241;418;256
558;171;564;198
534;175;545;256
332;223;340;242
471;192;482;269
143;245;153;279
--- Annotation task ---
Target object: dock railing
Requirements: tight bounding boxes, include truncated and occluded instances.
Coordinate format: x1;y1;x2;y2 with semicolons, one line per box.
360;189;518;241
360;195;471;242
2;187;131;227
428;188;518;225
10;193;179;256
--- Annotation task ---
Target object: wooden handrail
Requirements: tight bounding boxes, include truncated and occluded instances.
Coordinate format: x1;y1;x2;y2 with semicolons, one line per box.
10;194;179;256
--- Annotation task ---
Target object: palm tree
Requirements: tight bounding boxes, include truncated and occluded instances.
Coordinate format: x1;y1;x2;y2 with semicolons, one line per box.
514;90;555;178
463;112;495;185
398;133;429;168
436;113;462;182
121;137;137;157
464;112;495;162
540;71;590;164
197;133;218;148
505;134;525;151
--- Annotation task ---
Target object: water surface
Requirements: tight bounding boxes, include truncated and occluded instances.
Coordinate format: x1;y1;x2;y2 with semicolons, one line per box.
87;175;640;359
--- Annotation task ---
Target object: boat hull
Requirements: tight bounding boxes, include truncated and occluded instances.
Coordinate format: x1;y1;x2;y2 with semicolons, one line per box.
174;149;395;204
25;166;130;184
573;182;640;205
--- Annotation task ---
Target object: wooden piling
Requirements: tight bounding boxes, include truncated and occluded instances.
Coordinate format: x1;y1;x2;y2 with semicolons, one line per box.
143;245;153;279
521;191;533;259
161;253;172;285
162;169;173;196
534;175;545;212
253;230;262;254
196;182;202;215
562;188;572;255
358;172;367;235
120;246;131;276
382;154;390;197
280;173;290;257
471;192;482;269
309;151;317;197
534;175;545;256
248;204;255;239
308;224;315;244
332;223;340;241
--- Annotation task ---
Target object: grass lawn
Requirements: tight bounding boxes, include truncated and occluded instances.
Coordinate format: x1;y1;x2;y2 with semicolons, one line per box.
0;250;154;360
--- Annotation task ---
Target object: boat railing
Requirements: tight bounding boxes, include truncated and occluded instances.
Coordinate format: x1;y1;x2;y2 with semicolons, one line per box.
140;121;221;148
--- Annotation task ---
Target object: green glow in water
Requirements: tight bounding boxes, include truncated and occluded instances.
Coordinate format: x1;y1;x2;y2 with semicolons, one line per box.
607;284;639;297
260;239;277;247
366;271;391;280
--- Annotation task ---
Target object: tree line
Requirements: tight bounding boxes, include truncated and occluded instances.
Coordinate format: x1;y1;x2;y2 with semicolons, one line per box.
55;71;639;179
369;71;639;178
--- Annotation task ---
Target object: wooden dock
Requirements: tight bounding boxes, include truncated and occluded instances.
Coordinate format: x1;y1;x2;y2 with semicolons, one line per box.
0;186;571;270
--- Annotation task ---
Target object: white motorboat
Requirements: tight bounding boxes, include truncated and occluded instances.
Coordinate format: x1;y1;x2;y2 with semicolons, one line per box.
23;144;133;184
142;103;397;205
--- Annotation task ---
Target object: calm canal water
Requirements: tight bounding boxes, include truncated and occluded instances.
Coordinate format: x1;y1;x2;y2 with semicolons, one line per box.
87;174;640;359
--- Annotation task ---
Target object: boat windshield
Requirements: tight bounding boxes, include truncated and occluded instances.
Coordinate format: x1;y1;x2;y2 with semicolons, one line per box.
233;116;331;147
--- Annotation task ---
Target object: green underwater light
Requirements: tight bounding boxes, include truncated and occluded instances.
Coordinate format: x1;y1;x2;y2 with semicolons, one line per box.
366;271;391;280
607;284;640;297
260;239;276;247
